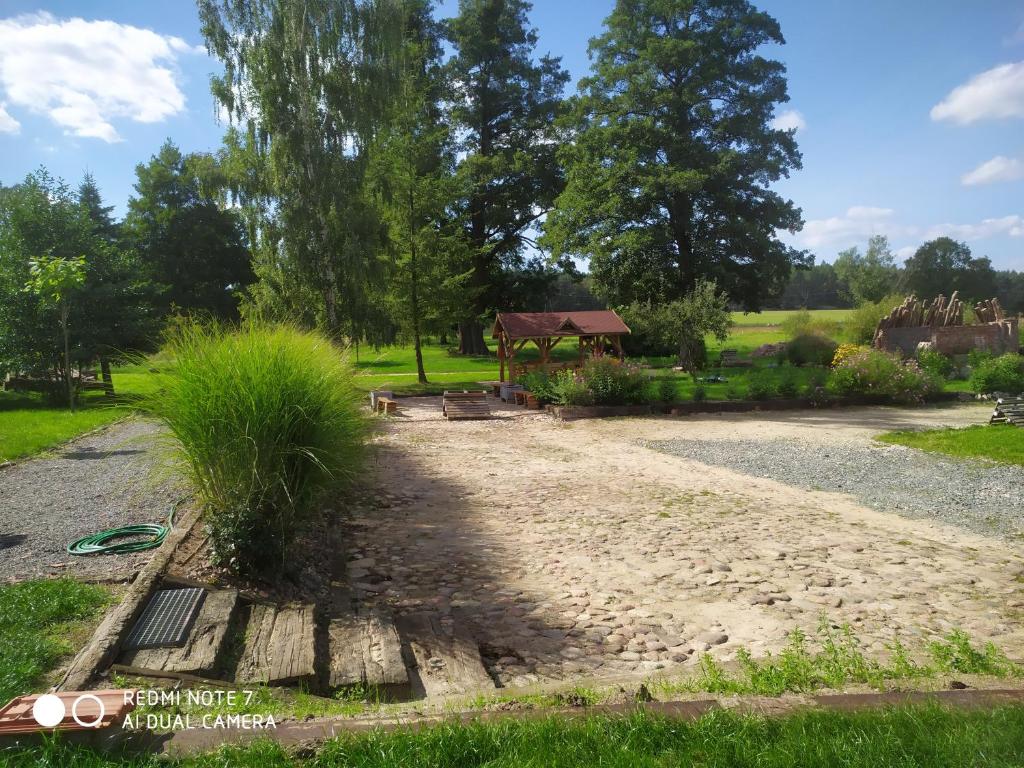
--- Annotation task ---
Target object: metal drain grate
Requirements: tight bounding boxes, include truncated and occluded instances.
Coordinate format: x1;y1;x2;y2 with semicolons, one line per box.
123;588;206;650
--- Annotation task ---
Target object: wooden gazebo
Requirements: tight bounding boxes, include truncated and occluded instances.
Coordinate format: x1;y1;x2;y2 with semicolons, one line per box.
491;310;631;382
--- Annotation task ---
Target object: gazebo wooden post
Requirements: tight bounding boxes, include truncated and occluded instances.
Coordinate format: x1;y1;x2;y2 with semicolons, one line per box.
611;335;624;360
498;329;507;382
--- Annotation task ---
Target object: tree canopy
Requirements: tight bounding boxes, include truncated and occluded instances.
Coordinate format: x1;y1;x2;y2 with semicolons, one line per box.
446;0;569;353
124;140;252;319
543;0;806;311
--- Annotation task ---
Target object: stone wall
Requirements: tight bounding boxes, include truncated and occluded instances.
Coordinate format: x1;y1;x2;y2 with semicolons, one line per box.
876;318;1019;357
933;318;1018;356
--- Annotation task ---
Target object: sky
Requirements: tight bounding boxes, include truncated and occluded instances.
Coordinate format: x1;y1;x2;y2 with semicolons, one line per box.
0;1;1023;269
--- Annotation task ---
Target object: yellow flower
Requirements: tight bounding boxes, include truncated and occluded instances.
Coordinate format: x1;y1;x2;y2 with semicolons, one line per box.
832;343;866;368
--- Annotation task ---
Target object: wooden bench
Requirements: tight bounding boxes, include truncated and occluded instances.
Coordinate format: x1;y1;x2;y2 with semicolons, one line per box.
442;390;491;420
990;396;1024;426
376;397;398;415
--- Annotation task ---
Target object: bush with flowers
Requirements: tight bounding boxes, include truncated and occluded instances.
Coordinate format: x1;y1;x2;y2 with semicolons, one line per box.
549;357;652;406
827;347;941;403
831;343;865;368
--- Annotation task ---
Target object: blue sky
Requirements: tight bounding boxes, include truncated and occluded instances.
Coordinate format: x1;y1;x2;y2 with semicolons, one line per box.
1;1;1023;269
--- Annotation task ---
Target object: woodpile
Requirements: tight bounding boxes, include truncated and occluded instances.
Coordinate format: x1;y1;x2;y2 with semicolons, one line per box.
873;292;979;344
973;297;1006;324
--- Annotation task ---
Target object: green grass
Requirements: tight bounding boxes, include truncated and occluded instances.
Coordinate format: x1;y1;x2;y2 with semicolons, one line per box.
0;364;157;462
653;622;1020;699
877;424;1024;466
730;308;855;326
8;704;1024;767
0;578;112;703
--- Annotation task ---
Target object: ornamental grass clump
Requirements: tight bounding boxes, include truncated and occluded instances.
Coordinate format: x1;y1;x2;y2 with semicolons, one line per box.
145;322;368;576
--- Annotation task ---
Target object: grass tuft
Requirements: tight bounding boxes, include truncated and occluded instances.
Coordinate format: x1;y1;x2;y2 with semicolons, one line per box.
141;321;368;576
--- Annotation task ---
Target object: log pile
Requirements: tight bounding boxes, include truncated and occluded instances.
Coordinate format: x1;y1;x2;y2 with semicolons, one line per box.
873;293;966;345
973;297;1006;324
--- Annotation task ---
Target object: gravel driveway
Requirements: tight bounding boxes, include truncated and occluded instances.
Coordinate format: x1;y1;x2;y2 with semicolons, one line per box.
642;436;1024;540
0;419;185;584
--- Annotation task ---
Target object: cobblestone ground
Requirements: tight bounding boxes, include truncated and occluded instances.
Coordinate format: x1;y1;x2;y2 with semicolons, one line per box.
344;400;1024;687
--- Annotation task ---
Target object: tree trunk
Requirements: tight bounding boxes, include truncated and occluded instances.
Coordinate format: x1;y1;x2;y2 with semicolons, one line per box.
457;319;490;356
61;304;74;413
100;358;115;397
408;191;428;385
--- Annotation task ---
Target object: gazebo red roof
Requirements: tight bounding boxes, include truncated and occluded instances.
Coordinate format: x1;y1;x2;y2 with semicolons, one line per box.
492;310;630;340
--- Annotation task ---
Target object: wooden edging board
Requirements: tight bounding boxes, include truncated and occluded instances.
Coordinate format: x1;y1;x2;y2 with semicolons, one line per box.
58;504;202;692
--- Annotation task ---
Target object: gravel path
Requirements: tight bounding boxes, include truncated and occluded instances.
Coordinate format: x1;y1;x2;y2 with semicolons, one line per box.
0;419;185;583
641;437;1024;540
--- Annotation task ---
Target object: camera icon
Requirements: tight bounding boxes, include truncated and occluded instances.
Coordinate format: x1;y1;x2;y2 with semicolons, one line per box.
32;693;106;729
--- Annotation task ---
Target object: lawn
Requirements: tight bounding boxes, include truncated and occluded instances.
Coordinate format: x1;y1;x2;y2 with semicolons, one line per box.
5;703;1024;767
0;364;155;462
877;424;1024;466
730;308;854;326
0;578;112;704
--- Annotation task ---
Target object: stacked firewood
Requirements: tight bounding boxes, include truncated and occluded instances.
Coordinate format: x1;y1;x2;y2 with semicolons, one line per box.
873;293;1008;345
973;297;1006;323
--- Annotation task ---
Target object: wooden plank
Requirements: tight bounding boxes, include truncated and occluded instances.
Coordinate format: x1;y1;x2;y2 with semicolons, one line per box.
58;506;202;691
328;612;409;695
118;590;239;676
396;613;496;698
235;604;317;686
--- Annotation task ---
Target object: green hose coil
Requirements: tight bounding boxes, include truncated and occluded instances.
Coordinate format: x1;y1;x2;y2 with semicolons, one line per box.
67;502;178;556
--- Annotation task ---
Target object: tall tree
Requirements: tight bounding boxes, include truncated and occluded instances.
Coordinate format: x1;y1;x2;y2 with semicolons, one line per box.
198;0;402;334
900;236;997;303
833;235;899;305
372;0;469;383
78;174;161;390
1;171;163;396
124;140;252;319
446;0;569;354
543;0;805;310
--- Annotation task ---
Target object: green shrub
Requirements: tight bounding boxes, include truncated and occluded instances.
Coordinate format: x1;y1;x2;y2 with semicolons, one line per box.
843;294;905;344
828;348;941;403
786;333;839;367
746;372;777;400
970;353;1024;395
550;357;651;406
656;376;677;403
144;322;368;575
520;371;557;404
777;369;799;398
782;309;841;340
916;348;954;380
693;384;707;402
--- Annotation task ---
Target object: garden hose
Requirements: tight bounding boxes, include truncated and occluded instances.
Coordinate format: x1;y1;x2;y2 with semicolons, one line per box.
66;499;181;556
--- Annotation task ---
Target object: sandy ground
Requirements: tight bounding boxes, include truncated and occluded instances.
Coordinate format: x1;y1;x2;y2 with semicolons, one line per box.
345;399;1024;687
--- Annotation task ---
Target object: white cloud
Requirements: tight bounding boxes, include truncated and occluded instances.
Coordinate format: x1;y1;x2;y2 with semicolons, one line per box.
930;61;1024;124
0;102;18;133
797;205;901;249
771;109;806;133
961;155;1024;186
794;206;1024;255
925;215;1024;241
0;12;201;143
